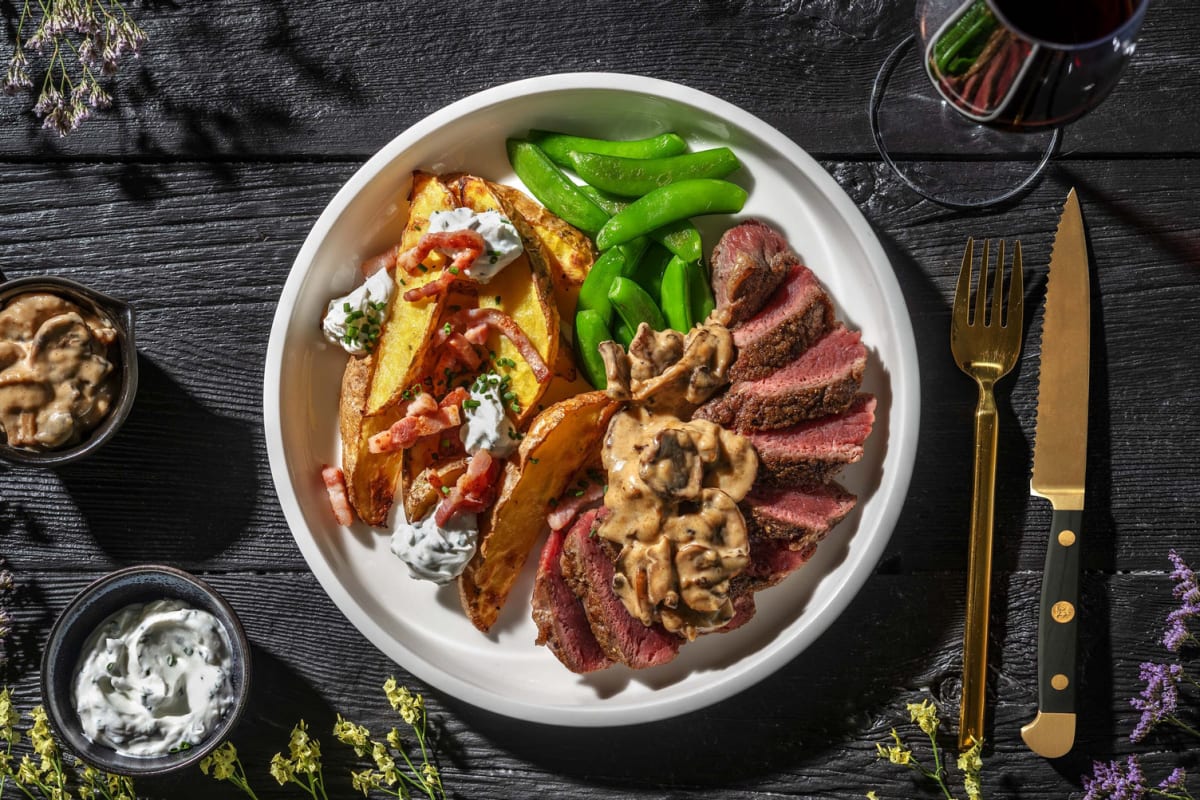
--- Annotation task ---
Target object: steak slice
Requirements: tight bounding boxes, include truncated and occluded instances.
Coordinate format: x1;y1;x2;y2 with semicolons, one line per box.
695;325;866;432
561;514;682;669
710;220;793;325
748;394;876;486
739;536;818;592
742;482;857;557
532;510;613;674
729;263;833;382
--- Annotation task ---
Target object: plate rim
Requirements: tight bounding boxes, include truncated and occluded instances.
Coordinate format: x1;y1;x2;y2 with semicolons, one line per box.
263;71;920;727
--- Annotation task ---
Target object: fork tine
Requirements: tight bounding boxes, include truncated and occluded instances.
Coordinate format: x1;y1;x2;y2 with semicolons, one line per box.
991;240;1006;327
955;237;974;326
977;239;990;326
1008;240;1024;327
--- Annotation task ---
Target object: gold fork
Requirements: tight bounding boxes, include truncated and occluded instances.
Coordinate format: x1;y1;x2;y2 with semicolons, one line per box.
951;238;1024;752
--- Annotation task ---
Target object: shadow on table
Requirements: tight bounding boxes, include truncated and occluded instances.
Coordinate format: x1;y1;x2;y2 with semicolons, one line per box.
57;354;258;565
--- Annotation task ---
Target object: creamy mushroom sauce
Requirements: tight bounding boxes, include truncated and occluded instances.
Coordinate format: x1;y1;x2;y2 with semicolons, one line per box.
72;599;235;757
0;292;118;450
596;321;755;639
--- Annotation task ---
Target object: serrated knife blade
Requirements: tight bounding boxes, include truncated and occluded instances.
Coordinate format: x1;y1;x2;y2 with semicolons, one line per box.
1021;188;1090;759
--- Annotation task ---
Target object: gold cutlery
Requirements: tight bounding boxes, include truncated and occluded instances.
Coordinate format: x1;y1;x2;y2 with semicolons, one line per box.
951;237;1024;751
1021;188;1090;759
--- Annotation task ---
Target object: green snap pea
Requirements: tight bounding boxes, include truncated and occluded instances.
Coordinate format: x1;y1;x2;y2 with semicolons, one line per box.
579;185;704;263
506;140;609;235
568;148;741;198
687;258;716;323
608;276;666;333
574;309;613;389
576;248;628;322
613;316;636;348
616;237;649;271
660;256;694;333
628;243;673;304
530;130;687;168
595;179;747;252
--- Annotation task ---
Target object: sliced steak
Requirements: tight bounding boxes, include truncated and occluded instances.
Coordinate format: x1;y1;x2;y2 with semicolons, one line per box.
532;511;613;674
729;263;833;382
739;536;818;592
561;514;682;669
749;394;876;486
695;325;866;432
742;482;857;558
710;220;793;325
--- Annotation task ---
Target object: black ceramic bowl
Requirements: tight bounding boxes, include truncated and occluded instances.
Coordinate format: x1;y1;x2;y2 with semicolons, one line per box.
41;566;251;777
0;272;138;466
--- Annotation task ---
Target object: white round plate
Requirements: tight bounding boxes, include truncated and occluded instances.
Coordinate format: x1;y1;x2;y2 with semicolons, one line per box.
264;73;919;726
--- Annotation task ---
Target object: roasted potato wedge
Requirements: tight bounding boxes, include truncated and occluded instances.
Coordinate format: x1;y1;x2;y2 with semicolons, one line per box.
455;176;559;425
365;172;457;415
490;181;595;321
340;353;405;525
403;453;468;523
458;391;621;631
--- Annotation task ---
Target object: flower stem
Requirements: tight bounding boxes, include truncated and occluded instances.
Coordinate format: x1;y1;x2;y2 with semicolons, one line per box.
1166;715;1200;739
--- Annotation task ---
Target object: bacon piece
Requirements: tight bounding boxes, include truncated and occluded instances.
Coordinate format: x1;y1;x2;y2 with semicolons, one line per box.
440;386;470;409
435;450;499;526
547;483;605;532
403;270;458;302
444;332;482;369
361;247;397;278
321;466;354;526
443;307;551;383
463;323;489;346
368;406;462;453
400;391;438;418
396;230;485;276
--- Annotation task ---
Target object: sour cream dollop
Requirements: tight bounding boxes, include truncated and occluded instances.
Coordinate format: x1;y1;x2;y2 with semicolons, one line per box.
426;208;523;282
72;599;235;757
460;375;519;459
322;267;394;355
390;505;478;584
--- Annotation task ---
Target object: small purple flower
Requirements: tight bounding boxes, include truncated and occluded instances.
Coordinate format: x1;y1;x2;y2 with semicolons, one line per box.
1158;767;1188;793
1164;550;1200;652
1083;756;1148;800
1130;662;1183;742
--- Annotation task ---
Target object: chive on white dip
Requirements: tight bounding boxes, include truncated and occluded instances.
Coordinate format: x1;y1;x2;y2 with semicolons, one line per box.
72;599;235;757
390;507;479;585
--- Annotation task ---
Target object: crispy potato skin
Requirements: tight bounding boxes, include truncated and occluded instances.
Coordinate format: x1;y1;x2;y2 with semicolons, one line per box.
458;391;621;631
490;181;595;323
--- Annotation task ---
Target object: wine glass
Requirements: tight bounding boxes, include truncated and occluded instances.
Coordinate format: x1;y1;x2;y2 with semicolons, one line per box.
870;0;1149;208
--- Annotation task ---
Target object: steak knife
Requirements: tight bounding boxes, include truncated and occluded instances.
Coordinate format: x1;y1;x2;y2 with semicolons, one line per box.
1020;188;1090;759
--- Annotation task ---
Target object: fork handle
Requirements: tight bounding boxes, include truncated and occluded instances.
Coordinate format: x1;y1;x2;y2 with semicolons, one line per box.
959;381;998;751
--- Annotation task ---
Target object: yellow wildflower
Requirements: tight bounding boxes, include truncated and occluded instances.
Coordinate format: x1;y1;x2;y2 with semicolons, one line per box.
269;752;295;786
350;768;379;796
385;727;403;751
866;792;880;800
876;729;912;766
286;721;321;775
384;677;423;726
907;699;940;737
333;714;371;756
422;761;442;790
17;754;41;784
0;688;20;743
29;706;58;762
958;739;983;799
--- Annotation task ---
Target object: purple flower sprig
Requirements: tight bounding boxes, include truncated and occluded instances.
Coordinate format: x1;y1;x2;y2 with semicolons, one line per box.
2;0;145;136
1084;757;1195;800
1130;662;1200;743
1164;549;1200;653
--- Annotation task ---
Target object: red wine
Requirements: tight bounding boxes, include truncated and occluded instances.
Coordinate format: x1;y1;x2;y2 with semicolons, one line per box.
926;0;1146;129
992;0;1138;46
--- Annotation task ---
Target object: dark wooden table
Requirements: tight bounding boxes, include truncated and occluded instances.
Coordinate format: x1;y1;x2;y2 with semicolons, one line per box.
2;2;1197;798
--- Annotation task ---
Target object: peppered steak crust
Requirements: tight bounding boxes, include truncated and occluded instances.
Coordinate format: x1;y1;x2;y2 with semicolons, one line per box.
560;511;681;669
710;219;792;325
749;394;877;486
532;511;613;674
728;263;834;383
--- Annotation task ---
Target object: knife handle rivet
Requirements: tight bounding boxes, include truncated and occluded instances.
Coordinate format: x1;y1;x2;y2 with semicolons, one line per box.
1051;674;1070;690
1051;601;1076;623
1058;530;1076;547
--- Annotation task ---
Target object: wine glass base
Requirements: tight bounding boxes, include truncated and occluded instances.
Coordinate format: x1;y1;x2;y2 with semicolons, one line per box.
870;34;1061;210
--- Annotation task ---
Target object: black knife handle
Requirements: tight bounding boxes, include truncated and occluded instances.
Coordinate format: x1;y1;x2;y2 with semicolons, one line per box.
1036;509;1081;714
